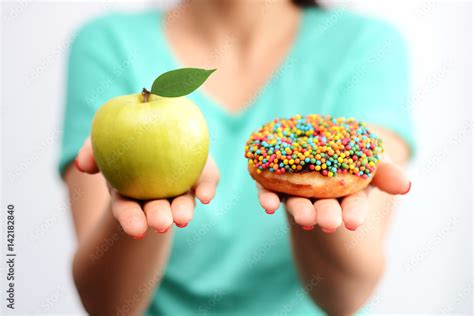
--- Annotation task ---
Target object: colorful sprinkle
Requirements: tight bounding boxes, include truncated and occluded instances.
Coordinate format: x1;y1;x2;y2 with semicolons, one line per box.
244;114;383;178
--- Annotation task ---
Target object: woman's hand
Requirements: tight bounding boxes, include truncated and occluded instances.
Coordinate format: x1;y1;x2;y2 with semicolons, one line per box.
256;157;411;232
74;137;219;239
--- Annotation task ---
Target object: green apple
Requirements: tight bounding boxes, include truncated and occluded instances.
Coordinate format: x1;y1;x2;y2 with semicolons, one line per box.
91;92;209;200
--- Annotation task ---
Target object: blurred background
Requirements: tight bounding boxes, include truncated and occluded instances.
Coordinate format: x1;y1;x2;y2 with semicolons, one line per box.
1;1;472;314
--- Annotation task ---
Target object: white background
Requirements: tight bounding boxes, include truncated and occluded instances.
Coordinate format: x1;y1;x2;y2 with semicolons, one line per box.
1;1;472;314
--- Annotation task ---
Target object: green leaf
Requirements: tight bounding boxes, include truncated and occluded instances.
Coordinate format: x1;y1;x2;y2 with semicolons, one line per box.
151;68;216;98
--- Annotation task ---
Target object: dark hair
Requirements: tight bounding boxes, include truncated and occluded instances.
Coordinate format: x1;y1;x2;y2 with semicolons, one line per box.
292;0;320;7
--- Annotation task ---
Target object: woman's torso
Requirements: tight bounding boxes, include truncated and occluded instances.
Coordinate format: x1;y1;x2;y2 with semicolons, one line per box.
63;7;410;315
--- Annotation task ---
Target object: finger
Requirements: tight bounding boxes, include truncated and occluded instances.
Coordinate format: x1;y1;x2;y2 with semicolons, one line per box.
371;161;411;195
111;193;147;238
75;137;99;174
257;184;280;214
194;157;219;204
171;192;195;227
285;197;317;229
144;199;173;233
341;190;369;231
314;199;342;233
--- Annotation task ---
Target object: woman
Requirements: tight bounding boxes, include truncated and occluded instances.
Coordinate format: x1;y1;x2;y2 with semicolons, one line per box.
61;0;413;314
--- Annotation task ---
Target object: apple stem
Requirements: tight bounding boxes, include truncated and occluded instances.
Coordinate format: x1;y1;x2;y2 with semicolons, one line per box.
141;88;151;103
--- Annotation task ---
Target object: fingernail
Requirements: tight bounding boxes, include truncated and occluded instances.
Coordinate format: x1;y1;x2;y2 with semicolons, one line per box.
155;227;169;234
175;222;188;228
346;226;357;231
402;181;412;195
265;209;275;215
133;234;145;240
321;228;336;233
201;200;210;205
302;225;314;231
74;158;84;172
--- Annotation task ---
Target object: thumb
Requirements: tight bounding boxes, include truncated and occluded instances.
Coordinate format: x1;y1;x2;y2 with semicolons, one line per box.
371;159;411;195
75;137;100;174
193;156;220;204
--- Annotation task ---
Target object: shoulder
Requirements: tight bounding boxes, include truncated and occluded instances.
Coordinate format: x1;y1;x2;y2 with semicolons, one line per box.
70;10;161;51
304;9;406;58
304;8;404;42
298;8;408;79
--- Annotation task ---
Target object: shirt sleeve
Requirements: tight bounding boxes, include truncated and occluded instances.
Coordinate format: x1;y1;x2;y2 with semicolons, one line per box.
332;19;415;156
58;14;132;176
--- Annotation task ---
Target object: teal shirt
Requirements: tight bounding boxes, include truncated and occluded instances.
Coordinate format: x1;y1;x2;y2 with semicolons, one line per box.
60;8;413;315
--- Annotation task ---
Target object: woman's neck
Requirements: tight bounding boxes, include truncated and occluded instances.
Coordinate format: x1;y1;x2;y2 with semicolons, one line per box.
163;0;303;112
169;0;300;46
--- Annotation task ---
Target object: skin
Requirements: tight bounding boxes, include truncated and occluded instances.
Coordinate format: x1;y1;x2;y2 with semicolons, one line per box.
67;1;411;315
259;126;410;315
69;139;219;315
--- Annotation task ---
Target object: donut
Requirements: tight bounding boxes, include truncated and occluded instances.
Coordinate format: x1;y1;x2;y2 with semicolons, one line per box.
244;114;384;199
